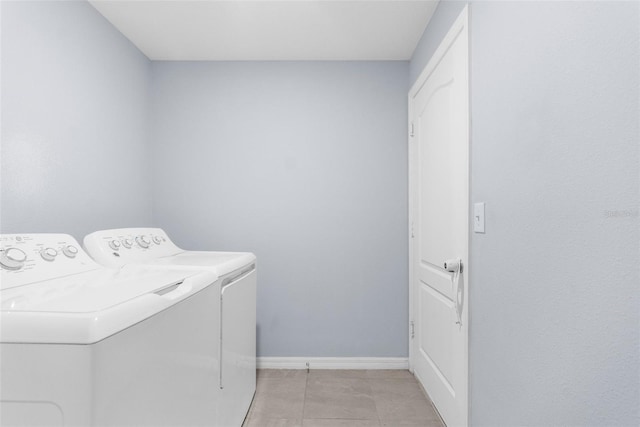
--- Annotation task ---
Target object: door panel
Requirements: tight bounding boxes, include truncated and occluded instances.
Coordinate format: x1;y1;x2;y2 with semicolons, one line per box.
419;56;454;270
419;282;455;386
419;264;453;302
409;6;469;427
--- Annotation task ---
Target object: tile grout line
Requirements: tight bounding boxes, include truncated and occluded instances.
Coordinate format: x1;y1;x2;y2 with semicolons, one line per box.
366;374;384;427
300;368;310;425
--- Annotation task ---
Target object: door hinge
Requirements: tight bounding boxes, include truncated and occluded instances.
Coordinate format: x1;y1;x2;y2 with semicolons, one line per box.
410;222;415;239
410;122;415;138
410;320;415;339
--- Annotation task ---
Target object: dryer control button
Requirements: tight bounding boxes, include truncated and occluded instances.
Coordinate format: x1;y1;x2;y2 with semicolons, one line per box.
40;247;58;262
0;248;27;270
109;240;121;251
136;236;151;248
62;245;78;258
152;236;162;245
122;239;133;249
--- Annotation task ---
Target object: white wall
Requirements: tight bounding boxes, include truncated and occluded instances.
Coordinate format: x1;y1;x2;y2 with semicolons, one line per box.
412;1;639;424
151;62;409;357
0;1;153;239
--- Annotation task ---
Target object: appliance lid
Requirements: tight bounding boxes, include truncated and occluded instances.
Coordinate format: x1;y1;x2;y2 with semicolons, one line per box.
1;266;218;344
153;251;256;277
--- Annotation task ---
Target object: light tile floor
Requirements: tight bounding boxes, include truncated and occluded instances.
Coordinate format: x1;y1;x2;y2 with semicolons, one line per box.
242;370;445;427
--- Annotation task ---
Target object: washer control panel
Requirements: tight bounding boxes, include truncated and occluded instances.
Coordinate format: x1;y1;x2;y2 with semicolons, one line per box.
1;234;98;290
83;228;182;268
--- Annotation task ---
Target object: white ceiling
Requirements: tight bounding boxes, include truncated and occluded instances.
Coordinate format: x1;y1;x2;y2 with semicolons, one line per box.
89;0;438;61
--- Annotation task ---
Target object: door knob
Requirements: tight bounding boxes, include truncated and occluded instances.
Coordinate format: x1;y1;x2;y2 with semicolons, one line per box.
444;259;462;273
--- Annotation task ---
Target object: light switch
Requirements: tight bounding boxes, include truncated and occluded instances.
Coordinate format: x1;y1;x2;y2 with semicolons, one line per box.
474;202;485;233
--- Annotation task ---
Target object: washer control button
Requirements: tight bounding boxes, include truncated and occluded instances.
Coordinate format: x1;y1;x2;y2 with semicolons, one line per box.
62;245;79;258
40;247;58;262
108;240;121;251
0;248;27;270
122;239;133;249
136;236;151;248
152;236;162;245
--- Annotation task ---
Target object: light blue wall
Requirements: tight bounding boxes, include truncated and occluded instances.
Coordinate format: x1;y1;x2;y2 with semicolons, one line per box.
412;1;639;424
0;1;153;239
151;62;410;357
469;2;639;425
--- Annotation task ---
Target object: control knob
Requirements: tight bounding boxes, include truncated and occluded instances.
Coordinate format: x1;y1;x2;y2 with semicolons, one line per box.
0;247;27;270
152;236;162;245
136;236;151;248
40;247;58;262
122;238;133;249
108;240;121;251
62;245;79;258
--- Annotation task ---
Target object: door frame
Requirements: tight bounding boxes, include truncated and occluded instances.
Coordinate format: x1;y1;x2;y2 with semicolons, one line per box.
408;4;470;425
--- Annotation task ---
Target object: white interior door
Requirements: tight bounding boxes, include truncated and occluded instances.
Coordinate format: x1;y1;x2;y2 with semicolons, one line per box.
409;6;469;427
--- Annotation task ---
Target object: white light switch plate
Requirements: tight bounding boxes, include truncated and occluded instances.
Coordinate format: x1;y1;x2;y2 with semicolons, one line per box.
474;202;485;233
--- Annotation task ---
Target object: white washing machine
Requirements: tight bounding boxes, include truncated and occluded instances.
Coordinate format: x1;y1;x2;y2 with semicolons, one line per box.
0;233;221;426
83;228;256;427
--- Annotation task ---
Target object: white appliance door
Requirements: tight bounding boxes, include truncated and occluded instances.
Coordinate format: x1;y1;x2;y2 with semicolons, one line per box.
219;266;257;427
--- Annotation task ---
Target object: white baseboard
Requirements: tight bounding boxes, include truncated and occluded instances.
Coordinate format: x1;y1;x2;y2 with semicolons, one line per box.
257;357;409;370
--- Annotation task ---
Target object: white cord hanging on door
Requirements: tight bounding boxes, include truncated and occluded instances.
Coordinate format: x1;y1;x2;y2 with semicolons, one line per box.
444;258;463;327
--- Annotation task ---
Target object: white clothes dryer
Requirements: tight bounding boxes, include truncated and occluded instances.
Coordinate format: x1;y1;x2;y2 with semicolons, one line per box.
0;234;221;426
84;228;256;427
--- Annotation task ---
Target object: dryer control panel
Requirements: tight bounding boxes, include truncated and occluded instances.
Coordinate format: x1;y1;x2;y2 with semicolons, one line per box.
84;228;183;268
0;234;98;290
